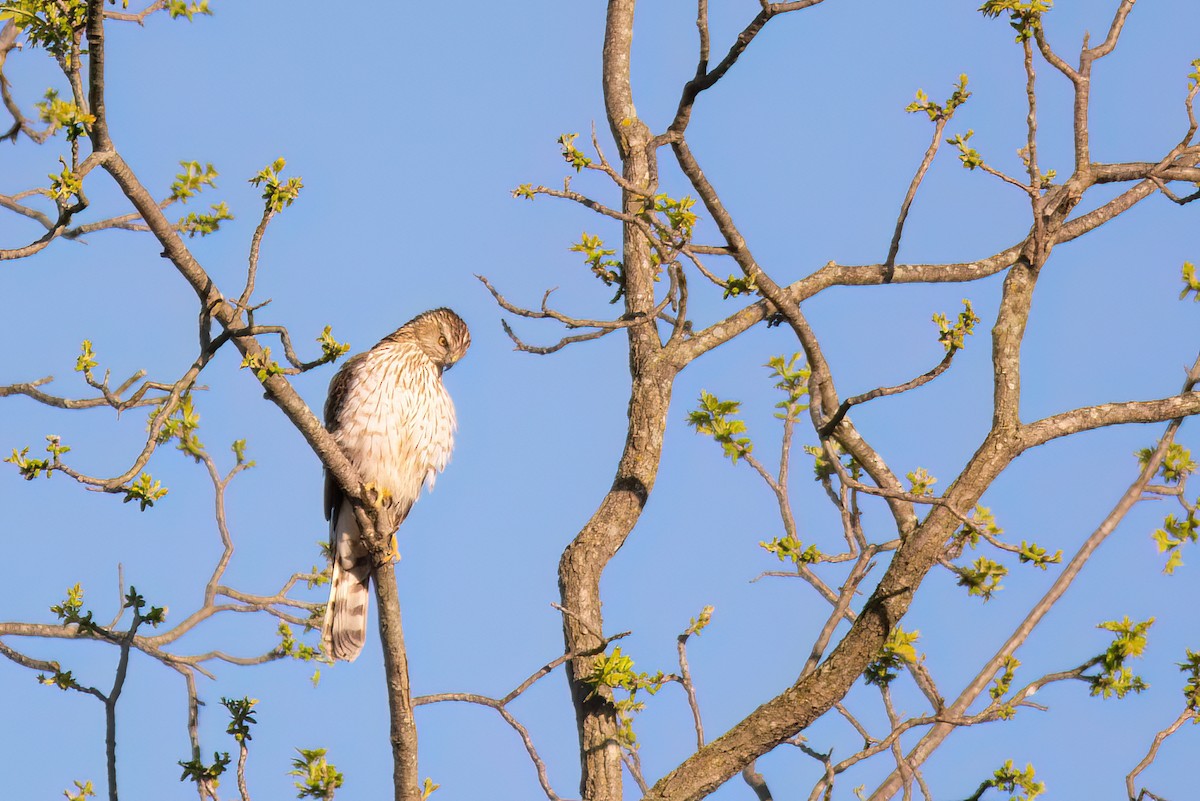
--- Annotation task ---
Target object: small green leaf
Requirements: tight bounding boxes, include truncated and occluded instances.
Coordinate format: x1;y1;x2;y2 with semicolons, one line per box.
933;299;979;353
221;697;258;743
63;779;96;801
231;439;255;467
45;156;82;202
123;472;169;511
154;393;205;461
683;605;715;637
278;622;321;661
1181;262;1200;302
946;130;985;170
1178;648;1200;713
979;0;1053;43
249;158;303;213
171;161;219;201
290;748;344;799
74;340;97;373
907;467;937;496
240;347;284;381
581;647;667;750
511;183;537;200
167;0;213;20
317;326;351;364
178;202;234;237
722;274;756;299
1017;540;1062;569
865;626;921;686
6;445;52;479
986;759;1046;801
953;556;1008;600
49;582;98;634
1088;616;1154;699
989;655;1021;704
36;88;95;140
569;232;625;302
760;534;822;565
557;133;593;172
1136;443;1196;484
687;390;752;464
904;74;970;121
766;354;811;421
178;752;230;787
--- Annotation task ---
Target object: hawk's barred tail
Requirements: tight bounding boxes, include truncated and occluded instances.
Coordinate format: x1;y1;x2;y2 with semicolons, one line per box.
321;502;372;662
322;556;371;662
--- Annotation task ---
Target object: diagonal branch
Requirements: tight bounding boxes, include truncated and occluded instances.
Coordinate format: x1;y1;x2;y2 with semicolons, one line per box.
670;138;919;539
867;354;1200;800
659;1;827;141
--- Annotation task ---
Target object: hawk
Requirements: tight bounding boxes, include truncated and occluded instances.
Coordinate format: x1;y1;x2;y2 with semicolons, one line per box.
321;307;470;662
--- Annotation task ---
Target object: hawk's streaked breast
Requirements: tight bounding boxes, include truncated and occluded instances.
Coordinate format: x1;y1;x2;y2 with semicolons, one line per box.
332;340;457;514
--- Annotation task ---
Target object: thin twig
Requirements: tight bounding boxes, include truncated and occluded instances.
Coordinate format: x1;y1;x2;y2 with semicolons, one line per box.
676;631;705;750
819;350;956;437
885;115;950;281
1126;710;1196;801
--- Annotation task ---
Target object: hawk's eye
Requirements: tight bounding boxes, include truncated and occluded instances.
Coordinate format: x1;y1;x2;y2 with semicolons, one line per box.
438;336;449;348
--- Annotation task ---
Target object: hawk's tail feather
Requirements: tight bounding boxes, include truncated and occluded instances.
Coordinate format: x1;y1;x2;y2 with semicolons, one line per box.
321;552;372;662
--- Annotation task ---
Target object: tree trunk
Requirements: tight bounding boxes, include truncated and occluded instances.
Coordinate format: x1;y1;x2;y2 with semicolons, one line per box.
559;3;671;799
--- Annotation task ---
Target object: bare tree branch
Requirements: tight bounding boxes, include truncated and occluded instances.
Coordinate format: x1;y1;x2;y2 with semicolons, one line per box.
1126;710;1197;801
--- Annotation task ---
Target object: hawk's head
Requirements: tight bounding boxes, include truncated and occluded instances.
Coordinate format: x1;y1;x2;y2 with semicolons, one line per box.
407;307;471;372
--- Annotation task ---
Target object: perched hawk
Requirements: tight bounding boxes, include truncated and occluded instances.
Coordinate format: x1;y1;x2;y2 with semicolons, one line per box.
321;308;470;662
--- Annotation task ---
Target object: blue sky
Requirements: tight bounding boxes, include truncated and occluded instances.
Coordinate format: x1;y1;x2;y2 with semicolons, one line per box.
2;1;1198;799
